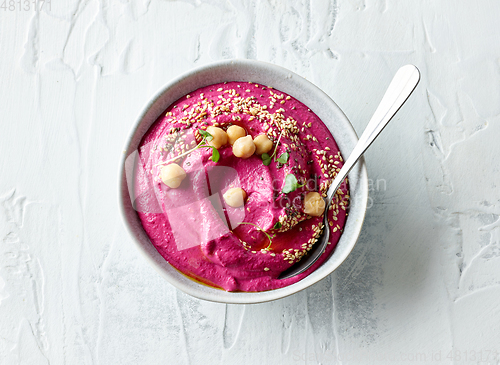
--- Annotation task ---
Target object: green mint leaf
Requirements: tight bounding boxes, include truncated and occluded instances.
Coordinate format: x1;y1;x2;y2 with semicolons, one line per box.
273;221;282;229
210;147;220;162
276;152;289;164
198;129;213;141
262;153;272;166
282;173;299;193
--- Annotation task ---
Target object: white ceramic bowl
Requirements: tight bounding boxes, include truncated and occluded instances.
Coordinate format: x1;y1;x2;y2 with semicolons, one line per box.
119;59;368;304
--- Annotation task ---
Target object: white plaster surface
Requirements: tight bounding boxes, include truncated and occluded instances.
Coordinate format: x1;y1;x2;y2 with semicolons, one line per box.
1;0;500;364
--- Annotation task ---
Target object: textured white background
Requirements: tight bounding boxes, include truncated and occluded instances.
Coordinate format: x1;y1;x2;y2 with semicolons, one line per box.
1;0;500;364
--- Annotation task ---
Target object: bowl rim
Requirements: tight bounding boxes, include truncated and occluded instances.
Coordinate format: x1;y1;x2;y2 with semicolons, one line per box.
118;59;369;304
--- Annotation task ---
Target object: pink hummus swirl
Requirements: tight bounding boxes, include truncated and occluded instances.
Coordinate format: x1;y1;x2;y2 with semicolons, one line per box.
134;82;349;292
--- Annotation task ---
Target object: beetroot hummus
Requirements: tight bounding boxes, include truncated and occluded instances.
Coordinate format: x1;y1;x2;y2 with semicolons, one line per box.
133;82;349;292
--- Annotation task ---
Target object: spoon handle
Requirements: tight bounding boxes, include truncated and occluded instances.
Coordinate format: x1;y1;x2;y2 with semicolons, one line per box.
326;64;420;200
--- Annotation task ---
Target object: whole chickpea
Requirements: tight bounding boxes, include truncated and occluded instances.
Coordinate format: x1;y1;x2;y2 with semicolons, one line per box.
226;125;246;145
160;163;187;188
253;134;273;155
303;192;326;217
232;135;256;159
206;126;228;149
223;187;247;208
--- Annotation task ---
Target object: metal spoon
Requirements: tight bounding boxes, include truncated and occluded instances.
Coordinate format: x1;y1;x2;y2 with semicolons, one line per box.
278;64;420;280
